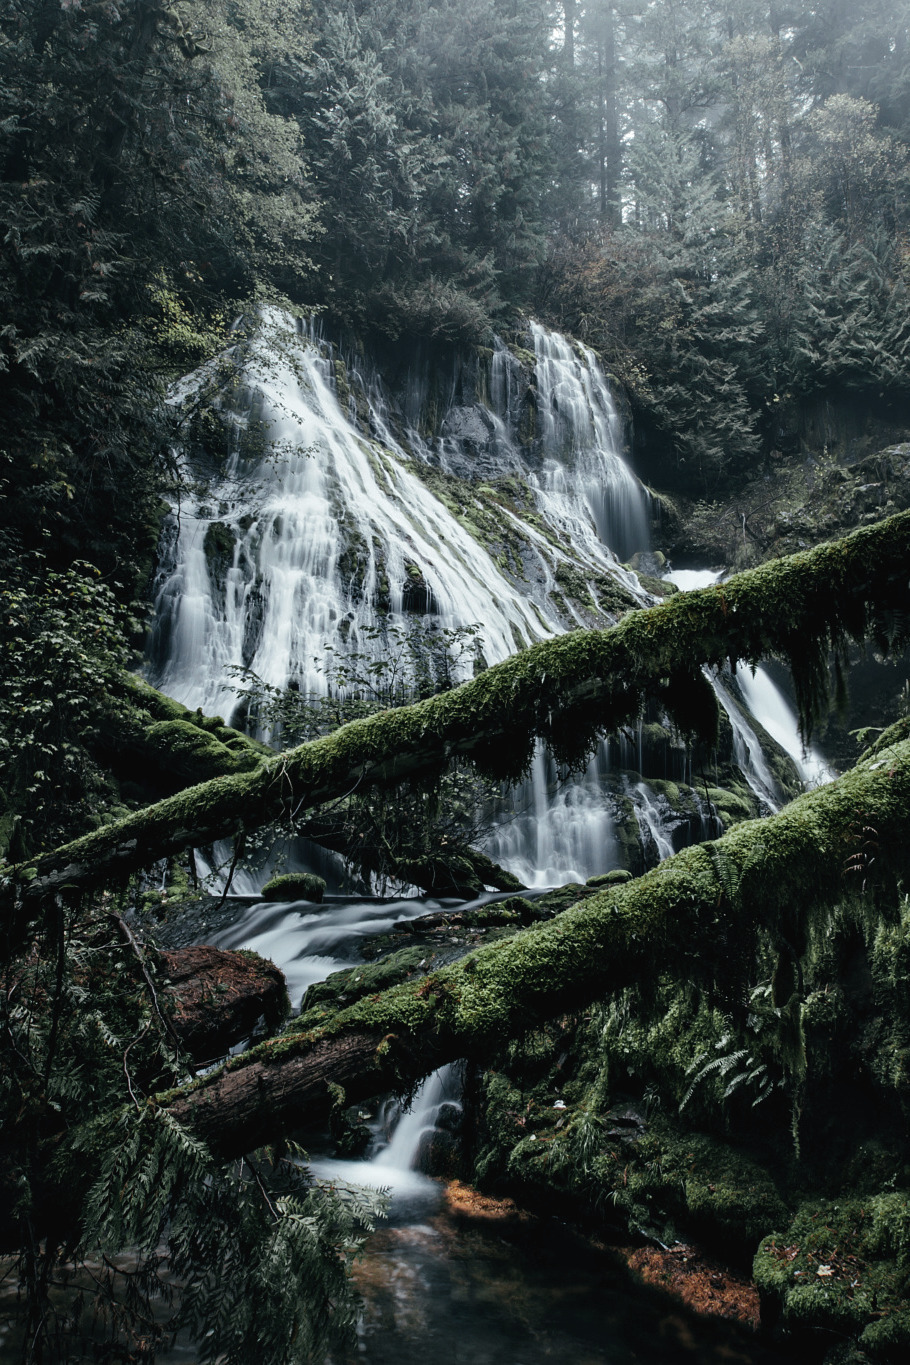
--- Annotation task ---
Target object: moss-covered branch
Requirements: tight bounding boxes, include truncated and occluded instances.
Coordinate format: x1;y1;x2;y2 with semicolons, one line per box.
160;729;910;1157
6;510;910;916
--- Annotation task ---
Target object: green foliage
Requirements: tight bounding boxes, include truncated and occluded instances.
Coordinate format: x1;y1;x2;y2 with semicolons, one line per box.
1;894;383;1363
75;1108;380;1365
296;0;552;336
0;0;318;581
0;555;137;858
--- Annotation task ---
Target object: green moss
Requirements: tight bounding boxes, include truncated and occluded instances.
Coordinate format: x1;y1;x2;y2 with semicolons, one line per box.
203;521;235;571
634;572;679;598
144;721;244;777
755;1195;910;1352
703;786;755;828
587;869;633;887
294;945;441;1024
261;872;326;903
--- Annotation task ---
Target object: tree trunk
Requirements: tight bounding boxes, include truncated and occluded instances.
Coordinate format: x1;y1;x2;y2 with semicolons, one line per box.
164;727;910;1159
5;510;910;928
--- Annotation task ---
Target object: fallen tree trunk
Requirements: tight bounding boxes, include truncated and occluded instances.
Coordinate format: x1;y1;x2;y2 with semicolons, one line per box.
160;731;910;1159
5;510;910;917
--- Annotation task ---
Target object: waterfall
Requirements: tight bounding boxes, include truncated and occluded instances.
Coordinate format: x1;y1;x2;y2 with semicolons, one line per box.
374;1066;460;1173
149;310;550;720
629;782;676;864
735;665;835;790
665;568;835;806
486;746;618;887
149;311;656;886
529;322;650;565
712;674;783;813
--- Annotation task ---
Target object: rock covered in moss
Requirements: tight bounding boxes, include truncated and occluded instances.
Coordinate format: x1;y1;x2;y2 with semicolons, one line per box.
296;945;440;1021
261;872;326;903
587;869;633;887
754;1194;910;1358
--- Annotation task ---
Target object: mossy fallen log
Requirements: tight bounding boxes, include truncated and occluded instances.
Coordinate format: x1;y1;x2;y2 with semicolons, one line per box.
5;509;910;917
159;732;910;1159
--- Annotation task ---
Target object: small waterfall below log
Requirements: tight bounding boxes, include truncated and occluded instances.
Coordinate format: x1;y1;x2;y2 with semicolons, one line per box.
713;673;783;814
736;664;835;790
629;781;677;863
374;1065;461;1175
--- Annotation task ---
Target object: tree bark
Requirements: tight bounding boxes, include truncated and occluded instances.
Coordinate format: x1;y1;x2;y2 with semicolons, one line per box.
163;727;910;1159
5;510;910;925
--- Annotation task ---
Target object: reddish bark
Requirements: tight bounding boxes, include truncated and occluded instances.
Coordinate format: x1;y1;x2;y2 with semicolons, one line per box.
162;946;288;1062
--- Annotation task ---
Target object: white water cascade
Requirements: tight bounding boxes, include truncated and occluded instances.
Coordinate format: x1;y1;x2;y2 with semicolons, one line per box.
150;311;550;719
482;324;652;883
736;665;835;790
373;1065;460;1174
629;781;677;863
665;568;836;808
149;311;653;886
528;322;650;566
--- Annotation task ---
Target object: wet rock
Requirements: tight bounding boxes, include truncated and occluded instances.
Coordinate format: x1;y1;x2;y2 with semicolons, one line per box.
261;872;326;902
415;1127;461;1178
161;945;289;1062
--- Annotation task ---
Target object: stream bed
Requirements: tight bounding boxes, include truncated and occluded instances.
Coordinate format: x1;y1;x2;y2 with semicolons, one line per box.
155;892;799;1365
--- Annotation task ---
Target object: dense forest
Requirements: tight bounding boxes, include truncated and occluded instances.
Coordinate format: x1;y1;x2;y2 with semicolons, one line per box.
5;2;910;1362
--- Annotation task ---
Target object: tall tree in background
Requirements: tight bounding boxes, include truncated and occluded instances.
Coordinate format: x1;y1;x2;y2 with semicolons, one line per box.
0;0;317;583
298;0;553;339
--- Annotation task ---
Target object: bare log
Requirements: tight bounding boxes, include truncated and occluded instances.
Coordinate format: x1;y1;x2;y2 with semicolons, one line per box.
162;731;910;1158
5;510;910;916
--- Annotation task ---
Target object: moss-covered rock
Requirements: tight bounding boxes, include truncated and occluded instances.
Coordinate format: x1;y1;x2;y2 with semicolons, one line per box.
297;945;441;1023
587;869;633;887
261;872;326;903
755;1194;910;1358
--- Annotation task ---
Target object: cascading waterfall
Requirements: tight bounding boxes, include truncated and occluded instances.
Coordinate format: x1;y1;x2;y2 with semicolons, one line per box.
374;1065;460;1174
482;325;652;881
528;322;650;565
666;569;835;809
149;311;654;886
713;674;783;813
149;310;550;720
629;781;677;864
486;747;618;887
735;665;835;790
149;312;822;889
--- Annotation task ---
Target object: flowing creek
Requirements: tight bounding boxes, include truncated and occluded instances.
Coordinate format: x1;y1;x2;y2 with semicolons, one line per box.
151;891;795;1365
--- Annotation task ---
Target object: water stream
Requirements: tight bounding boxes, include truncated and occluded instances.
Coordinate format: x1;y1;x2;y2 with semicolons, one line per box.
176;892;793;1365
